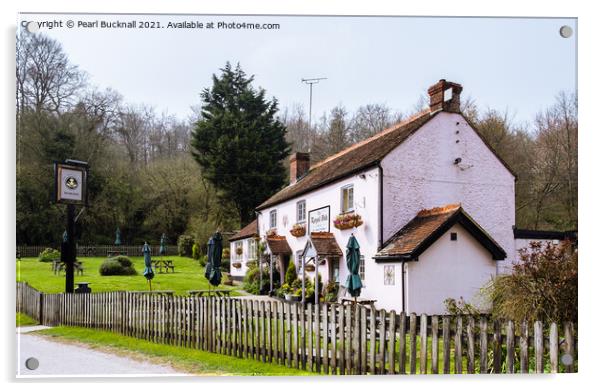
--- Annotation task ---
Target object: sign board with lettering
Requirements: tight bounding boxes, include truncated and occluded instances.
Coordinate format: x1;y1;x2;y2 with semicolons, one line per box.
308;206;330;233
54;163;88;205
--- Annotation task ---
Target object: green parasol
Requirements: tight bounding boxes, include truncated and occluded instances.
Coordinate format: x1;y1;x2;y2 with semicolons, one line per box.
205;232;223;287
142;242;154;290
345;234;363;298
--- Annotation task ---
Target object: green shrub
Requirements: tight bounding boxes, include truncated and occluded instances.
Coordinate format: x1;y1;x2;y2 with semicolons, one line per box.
192;243;201;260
199;254;208;267
99;256;137;276
324;280;339;302
222;247;230;259
38;248;60;263
243;263;280;295
177;235;195;257
285;260;297;285
220;258;230;272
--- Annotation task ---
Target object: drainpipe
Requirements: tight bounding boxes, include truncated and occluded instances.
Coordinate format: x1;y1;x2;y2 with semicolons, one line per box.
401;260;406;313
378;163;384;250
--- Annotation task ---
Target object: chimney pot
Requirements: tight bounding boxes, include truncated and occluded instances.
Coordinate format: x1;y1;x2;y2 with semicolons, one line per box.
428;79;463;113
290;152;310;184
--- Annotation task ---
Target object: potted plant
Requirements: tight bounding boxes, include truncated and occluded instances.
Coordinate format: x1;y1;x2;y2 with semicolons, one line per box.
279;283;294;301
289;223;306;237
333;212;364;230
266;228;278;237
235;246;243;256
232;262;242;269
305;264;315;272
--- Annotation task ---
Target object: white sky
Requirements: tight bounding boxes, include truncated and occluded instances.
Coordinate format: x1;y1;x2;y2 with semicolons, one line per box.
19;13;577;128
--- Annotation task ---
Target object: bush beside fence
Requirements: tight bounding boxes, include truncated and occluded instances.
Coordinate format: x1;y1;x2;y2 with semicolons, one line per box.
16;282;577;375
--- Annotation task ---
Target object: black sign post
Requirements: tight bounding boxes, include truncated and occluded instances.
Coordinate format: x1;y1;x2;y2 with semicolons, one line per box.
54;160;88;293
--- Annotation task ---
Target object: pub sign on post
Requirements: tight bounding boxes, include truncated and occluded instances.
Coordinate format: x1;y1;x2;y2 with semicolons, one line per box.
54;161;88;205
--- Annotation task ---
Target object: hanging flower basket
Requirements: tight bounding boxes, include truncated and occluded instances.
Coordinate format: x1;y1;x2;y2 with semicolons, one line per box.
232;262;242;269
235;247;243;255
290;223;306;237
333;212;364;230
305;264;316;272
266;228;278;237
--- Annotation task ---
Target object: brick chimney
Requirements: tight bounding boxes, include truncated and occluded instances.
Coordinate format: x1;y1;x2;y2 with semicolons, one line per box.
428;79;463;113
290;152;310;184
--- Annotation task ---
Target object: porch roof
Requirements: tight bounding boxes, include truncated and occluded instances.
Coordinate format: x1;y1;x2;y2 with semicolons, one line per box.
266;234;292;255
308;232;343;257
374;204;506;261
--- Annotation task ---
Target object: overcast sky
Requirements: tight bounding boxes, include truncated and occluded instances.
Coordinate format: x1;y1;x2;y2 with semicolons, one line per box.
19;13;577;128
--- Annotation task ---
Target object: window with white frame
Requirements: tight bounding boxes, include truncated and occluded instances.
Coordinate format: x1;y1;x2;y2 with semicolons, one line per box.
248;238;257;260
296;200;306;223
296;251;303;273
235;241;243;260
269;209;277;228
341;185;354;213
359;255;365;281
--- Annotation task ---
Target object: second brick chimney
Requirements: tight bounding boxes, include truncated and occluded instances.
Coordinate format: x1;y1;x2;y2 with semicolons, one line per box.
428;79;463;113
290;152;310;184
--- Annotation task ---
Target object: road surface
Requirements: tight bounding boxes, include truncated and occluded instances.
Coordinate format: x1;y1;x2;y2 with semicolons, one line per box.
17;326;184;377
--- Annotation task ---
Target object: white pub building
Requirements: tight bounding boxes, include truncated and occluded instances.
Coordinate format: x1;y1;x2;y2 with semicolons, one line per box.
230;79;575;314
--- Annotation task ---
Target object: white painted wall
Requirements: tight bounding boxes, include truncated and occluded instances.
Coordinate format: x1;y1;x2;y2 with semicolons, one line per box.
229;237;257;278
405;223;498;315
257;166;381;296
381;112;516;271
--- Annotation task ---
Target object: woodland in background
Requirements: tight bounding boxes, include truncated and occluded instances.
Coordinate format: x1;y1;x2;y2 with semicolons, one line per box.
16;33;577;247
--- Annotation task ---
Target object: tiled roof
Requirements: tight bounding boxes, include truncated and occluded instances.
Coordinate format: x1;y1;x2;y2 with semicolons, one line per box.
375;204;506;261
266;234;292;255
229;219;258;241
257;110;434;210
309;232;343;257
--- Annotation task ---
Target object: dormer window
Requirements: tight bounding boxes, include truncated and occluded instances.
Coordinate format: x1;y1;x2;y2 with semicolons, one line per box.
341;185;354;213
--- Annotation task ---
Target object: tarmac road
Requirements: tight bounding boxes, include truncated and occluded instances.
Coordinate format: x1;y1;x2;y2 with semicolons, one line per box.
16;326;184;377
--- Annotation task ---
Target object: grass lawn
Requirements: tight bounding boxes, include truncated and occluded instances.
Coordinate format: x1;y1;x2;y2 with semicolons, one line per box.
17;256;242;296
17;312;38;327
35;326;313;376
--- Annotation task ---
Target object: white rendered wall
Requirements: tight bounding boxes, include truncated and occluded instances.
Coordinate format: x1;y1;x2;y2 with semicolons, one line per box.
405;223;498;315
257;166;381;297
381;112;516;271
229;237;257;278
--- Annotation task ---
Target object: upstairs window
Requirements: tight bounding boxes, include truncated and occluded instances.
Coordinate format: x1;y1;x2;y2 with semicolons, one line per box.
269;209;277;228
297;200;306;223
341;185;354;213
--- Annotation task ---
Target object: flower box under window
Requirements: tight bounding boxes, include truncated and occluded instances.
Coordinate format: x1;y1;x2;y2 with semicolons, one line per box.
333;212;363;230
290;223;306;237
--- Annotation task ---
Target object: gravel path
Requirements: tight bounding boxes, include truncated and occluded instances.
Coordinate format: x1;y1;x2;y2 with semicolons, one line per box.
17;327;185;377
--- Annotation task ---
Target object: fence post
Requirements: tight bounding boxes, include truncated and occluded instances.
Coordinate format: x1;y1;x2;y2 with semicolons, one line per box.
409;313;417;374
563;321;575;373
431;315;439;374
443;316;451;374
419;314;427;374
454;316;463;374
467;316;475;374
550;322;558;373
506;320;515;374
534;320;544;373
520;320;529;373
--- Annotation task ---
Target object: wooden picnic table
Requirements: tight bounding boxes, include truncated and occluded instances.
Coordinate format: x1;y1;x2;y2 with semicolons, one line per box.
152;259;175;273
52;259;84;275
107;250;127;257
188;289;231;297
340;297;377;306
128;290;174;296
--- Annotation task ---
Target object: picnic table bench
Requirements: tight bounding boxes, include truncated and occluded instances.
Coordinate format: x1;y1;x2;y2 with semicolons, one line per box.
152;259;175;273
188;289;231;297
107;250;127;257
52;259;84;275
340;297;377;306
128;290;174;296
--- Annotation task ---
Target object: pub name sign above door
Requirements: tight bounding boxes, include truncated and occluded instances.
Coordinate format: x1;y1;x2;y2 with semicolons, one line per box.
308;206;330;233
54;161;88;205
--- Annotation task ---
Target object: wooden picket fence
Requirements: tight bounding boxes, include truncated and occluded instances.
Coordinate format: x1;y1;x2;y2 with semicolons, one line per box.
16;244;179;258
16;282;577;375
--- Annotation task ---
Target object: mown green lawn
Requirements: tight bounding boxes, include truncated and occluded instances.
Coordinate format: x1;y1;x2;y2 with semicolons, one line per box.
35;326;313;376
16;312;38;327
17;256;242;296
